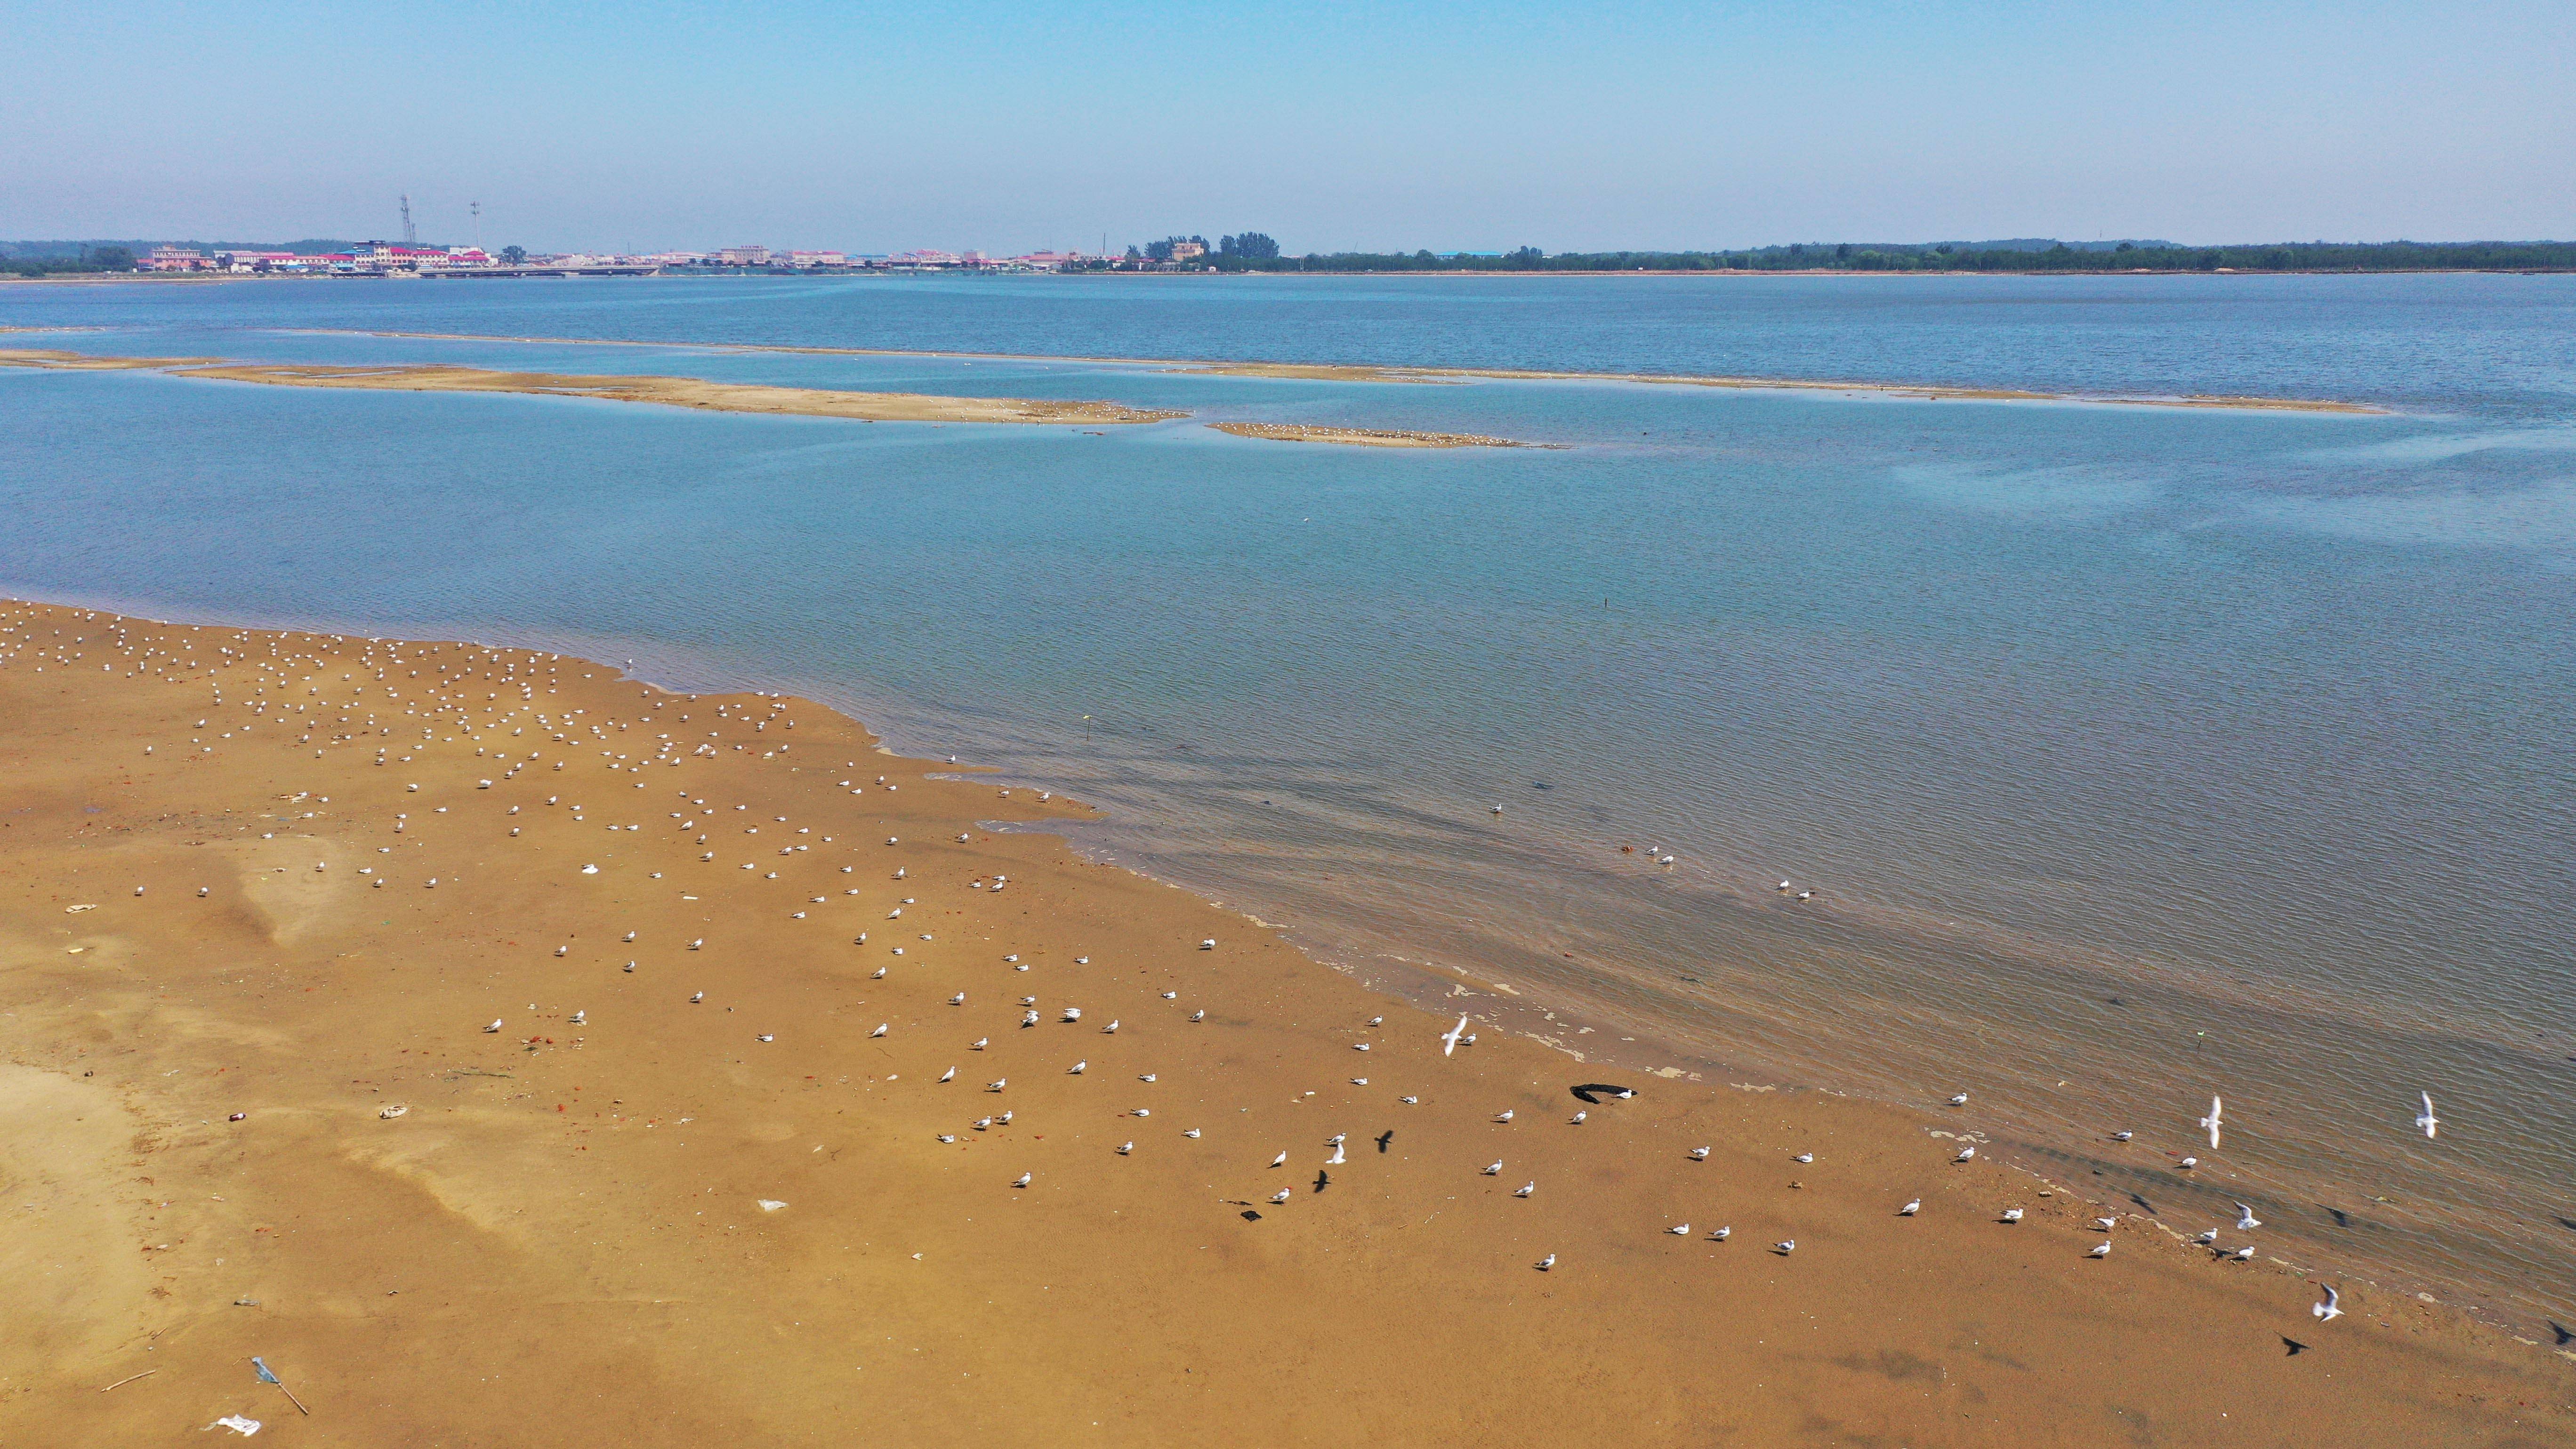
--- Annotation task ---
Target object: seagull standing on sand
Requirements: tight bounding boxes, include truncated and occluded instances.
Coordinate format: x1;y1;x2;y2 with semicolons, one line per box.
1514;1182;1535;1198
1270;1188;1292;1204
1900;1199;1920;1216
2199;1095;2224;1150
1535;1253;1555;1270
1669;1223;1692;1236
1014;1173;1031;1188
1689;1146;1710;1160
1271;1151;1289;1168
2089;1241;2112;1257
1495;1110;1515;1123
2002;1208;2024;1223
2313;1285;2343;1321
1954;1146;1975;1163
2416;1092;2440;1139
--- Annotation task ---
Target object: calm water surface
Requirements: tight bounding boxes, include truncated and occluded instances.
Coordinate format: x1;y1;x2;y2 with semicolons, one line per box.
4;274;2572;1331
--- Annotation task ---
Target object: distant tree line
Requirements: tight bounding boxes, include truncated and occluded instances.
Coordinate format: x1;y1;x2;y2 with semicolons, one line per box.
1193;239;2576;274
1;244;134;277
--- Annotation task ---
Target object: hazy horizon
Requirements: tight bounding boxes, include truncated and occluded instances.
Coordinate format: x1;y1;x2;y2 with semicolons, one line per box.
8;1;2570;256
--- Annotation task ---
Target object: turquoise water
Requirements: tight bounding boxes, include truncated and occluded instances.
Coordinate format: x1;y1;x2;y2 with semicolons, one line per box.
5;274;2572;1330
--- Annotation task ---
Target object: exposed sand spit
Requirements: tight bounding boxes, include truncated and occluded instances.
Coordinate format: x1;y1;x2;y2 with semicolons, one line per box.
1208;421;1551;448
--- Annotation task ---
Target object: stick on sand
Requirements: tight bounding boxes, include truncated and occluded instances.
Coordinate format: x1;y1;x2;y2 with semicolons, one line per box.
97;1369;158;1393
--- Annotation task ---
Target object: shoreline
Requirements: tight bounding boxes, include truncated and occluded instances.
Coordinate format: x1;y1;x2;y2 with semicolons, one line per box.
4;595;2565;1445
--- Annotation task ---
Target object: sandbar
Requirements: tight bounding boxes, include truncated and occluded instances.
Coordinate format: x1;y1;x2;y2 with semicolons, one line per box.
284;328;2384;413
0;351;1184;426
1208;421;1550;449
1;599;2562;1447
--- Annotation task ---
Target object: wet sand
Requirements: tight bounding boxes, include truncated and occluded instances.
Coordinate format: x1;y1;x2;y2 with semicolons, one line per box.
0;352;1184;426
3;599;2566;1447
1208;422;1546;449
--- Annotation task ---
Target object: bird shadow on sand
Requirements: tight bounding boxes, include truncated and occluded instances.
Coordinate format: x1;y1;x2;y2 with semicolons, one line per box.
2549;1321;2572;1346
1375;1131;1393;1154
2281;1337;2307;1356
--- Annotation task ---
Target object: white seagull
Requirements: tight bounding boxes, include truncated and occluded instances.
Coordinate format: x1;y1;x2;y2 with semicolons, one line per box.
2233;1201;2262;1231
1190;1010;1206;1022
1267;1188;1292;1204
484;1019;503;1033
2194;1229;2219;1245
1947;1093;1969;1106
1774;1239;1795;1255
2198;1095;2224;1150
1069;1060;1087;1074
1271;1151;1289;1167
1495;1110;1515;1123
2415;1092;2439;1139
1953;1146;1976;1163
2088;1241;2112;1258
2002;1208;2024;1223
1668;1223;1692;1236
1513;1182;1535;1198
1484;1160;1505;1175
1535;1253;1555;1270
1013;1173;1031;1188
1689;1146;1710;1160
2313;1285;2342;1321
939;1067;956;1083
1442;1015;1470;1056
870;1023;889;1038
1793;1152;1813;1164
1900;1199;1920;1216
1117;1142;1133;1155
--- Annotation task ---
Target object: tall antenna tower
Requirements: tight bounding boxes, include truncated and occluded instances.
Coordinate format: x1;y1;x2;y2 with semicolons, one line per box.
400;194;417;247
471;200;482;253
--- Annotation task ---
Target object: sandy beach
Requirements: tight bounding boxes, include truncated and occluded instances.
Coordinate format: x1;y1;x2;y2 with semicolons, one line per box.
3;598;2567;1447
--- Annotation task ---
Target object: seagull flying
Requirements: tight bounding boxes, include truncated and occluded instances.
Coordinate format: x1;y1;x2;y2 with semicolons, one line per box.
2313;1285;2342;1321
2198;1095;2224;1150
1442;1015;1470;1056
2415;1092;2439;1139
2233;1201;2262;1231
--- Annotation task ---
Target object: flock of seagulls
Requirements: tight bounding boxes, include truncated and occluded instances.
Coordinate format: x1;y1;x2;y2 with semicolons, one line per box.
41;604;2401;1371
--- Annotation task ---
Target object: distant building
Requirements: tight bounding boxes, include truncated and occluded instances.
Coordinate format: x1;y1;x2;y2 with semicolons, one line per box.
141;246;210;271
1167;241;1206;262
716;245;772;266
787;250;847;267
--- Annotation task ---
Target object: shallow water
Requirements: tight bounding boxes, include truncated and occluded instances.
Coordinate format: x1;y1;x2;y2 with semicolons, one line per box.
4;273;2572;1331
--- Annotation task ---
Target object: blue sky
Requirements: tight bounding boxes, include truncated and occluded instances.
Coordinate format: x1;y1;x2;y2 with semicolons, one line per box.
7;0;2568;253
